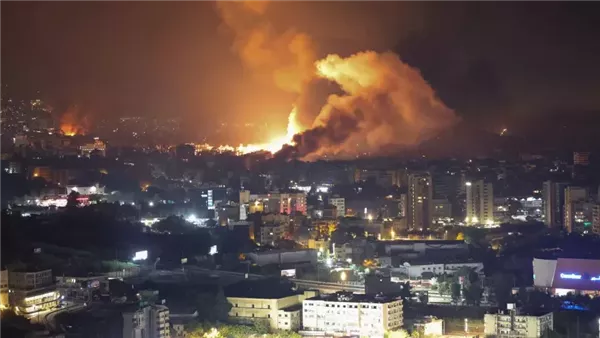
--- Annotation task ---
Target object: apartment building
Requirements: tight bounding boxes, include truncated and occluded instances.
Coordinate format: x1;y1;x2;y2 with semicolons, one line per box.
302;292;403;337
122;304;170;338
484;305;553;338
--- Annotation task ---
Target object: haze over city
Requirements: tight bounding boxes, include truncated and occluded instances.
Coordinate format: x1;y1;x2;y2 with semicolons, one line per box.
2;2;600;338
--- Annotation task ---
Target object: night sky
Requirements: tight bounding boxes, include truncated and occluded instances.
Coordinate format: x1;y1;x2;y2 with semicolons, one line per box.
2;2;600;142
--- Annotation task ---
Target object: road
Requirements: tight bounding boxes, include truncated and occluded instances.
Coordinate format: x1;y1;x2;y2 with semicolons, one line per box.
125;267;266;286
31;303;87;333
290;279;365;294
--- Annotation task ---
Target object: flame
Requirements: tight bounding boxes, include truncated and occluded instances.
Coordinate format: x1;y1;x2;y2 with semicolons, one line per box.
203;1;457;159
60;105;89;136
60;124;80;137
198;107;301;155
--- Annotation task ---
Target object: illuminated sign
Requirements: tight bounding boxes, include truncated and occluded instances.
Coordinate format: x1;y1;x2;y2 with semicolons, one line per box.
591;276;600;281
281;269;297;278
560;273;582;280
133;250;148;261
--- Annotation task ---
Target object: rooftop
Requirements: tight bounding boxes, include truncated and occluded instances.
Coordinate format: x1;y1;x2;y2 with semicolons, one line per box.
306;291;402;304
250;248;315;255
382;240;466;245
224;278;300;299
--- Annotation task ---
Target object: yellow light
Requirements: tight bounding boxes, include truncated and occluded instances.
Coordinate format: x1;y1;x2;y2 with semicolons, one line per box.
24;291;58;302
340;271;347;281
204;328;220;338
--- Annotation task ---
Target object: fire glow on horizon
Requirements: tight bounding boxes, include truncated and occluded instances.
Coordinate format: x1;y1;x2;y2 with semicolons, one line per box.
196;107;302;155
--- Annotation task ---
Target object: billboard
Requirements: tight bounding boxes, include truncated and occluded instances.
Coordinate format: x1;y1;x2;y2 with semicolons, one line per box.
281;269;297;278
133;250;148;261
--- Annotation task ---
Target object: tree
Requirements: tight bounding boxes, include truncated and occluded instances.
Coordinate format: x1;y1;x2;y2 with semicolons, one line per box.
421;271;435;279
451;282;461;303
463;282;483;305
385;329;410;338
213;287;233;322
67;190;81;208
491;272;515;308
399;282;412;301
0;309;44;335
194;287;232;323
153;215;194;234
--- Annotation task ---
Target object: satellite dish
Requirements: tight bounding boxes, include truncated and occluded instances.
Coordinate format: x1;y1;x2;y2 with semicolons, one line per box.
403;262;411;267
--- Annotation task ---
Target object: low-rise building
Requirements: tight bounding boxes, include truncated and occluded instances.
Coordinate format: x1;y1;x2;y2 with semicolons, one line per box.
8;268;59;315
225;280;317;331
484;304;553;338
247;249;317;267
302;291;403;337
1;270;8;309
393;261;484;278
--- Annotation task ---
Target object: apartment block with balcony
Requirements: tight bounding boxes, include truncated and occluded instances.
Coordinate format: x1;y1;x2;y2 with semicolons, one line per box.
122;304;170;338
484;305;553;338
302;292;403;338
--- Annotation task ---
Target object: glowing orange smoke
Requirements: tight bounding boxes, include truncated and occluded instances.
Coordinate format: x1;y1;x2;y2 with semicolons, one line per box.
60;105;89;136
205;1;458;159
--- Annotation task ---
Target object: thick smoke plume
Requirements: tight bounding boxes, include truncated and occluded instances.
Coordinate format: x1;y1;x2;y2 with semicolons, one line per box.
216;1;458;160
294;52;458;160
216;1;316;95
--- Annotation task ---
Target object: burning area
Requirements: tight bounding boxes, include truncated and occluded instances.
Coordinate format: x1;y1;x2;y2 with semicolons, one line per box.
213;1;459;160
60;105;90;136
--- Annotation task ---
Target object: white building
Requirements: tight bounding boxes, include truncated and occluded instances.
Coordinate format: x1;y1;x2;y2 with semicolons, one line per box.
302;292;403;337
123;304;170;338
484;304;553;338
393;261;484;278
329;197;346;218
465;180;494;226
66;184;105;195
